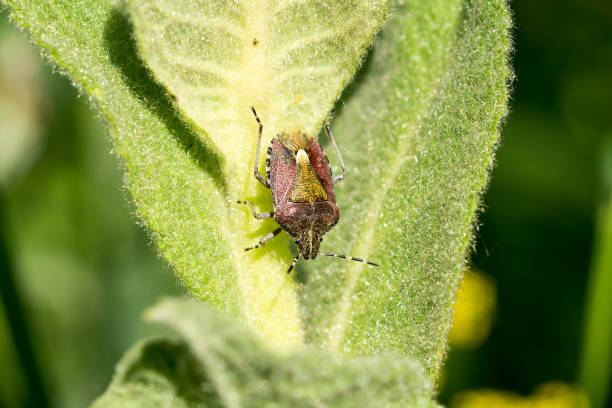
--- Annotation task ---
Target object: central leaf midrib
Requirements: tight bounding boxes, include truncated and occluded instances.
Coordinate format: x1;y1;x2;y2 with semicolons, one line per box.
227;0;305;349
225;1;392;348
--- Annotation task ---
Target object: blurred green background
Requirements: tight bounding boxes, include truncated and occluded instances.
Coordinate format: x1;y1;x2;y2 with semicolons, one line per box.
1;1;611;407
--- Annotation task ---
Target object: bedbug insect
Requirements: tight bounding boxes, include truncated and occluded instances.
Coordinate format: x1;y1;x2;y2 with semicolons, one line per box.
237;107;379;273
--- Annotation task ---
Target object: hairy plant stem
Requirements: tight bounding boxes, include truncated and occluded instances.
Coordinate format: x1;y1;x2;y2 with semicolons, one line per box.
579;190;612;408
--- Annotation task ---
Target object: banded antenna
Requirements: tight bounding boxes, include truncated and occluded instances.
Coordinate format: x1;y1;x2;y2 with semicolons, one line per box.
320;252;379;267
286;252;379;273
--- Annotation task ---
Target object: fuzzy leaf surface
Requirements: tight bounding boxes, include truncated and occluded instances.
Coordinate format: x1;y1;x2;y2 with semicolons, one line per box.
4;0;512;378
92;299;438;408
297;0;511;377
4;0;391;348
124;0;390;346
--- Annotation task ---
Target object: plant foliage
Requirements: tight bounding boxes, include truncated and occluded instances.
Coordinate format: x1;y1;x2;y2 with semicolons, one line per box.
3;0;511;404
92;299;437;407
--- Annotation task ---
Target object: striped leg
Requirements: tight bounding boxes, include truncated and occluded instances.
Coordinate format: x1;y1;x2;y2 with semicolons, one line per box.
320;252;379;267
237;200;274;220
287;253;301;274
245;227;282;252
324;109;346;184
251;107;269;188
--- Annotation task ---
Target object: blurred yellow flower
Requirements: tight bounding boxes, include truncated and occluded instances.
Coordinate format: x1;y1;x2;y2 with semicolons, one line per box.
451;382;589;408
449;269;497;349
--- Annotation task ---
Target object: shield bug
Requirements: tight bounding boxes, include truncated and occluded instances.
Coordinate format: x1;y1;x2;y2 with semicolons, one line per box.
237;107;379;273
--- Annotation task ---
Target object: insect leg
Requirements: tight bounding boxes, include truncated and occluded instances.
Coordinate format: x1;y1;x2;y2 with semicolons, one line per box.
245;227;282;252
287;253;301;274
320;252;379;267
324;109;346;183
237;200;274;219
251;107;269;188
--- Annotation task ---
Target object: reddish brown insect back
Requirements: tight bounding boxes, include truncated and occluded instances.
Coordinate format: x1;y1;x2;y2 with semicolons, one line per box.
238;107;379;273
270;137;339;260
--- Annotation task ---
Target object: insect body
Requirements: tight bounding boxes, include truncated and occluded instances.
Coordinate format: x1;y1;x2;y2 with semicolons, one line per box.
238;107;379;273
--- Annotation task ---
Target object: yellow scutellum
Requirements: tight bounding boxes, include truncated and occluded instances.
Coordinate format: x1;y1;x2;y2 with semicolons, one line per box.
289;149;327;203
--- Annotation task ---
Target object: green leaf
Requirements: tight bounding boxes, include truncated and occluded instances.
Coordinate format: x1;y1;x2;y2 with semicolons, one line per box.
3;0;391;348
579;143;612;408
92;298;438;408
125;0;389;151
299;0;512;377
123;0;392;346
3;0;512;380
4;0;240;318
